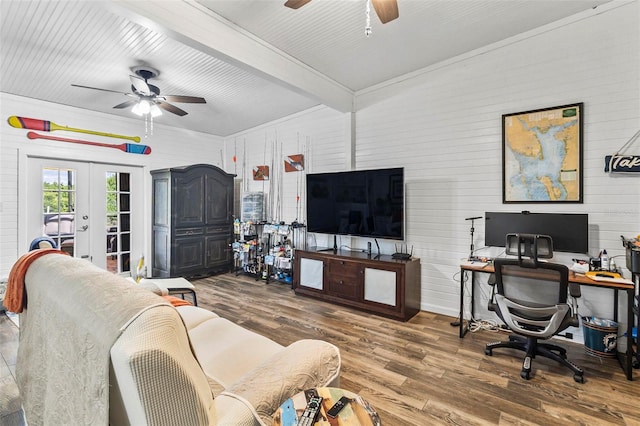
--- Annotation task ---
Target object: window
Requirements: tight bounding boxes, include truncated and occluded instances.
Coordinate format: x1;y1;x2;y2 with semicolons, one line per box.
106;172;131;273
42;168;76;255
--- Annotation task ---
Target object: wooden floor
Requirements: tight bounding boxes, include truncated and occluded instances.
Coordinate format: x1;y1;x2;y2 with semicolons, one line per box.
2;272;639;425
0;311;23;426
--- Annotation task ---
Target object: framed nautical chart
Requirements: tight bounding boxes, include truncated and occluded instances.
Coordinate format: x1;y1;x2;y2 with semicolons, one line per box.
502;103;583;203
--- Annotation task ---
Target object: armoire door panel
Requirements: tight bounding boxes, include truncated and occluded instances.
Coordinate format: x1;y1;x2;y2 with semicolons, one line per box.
174;173;205;227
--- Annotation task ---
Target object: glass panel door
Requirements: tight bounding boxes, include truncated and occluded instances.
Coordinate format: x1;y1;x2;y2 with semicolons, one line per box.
27;158;143;275
105;171;132;273
42;167;78;255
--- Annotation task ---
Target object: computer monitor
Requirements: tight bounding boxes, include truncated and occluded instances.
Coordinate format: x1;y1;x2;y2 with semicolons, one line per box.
485;212;588;254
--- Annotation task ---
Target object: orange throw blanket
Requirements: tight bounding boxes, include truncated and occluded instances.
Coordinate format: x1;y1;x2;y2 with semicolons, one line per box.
162;295;192;307
4;249;68;313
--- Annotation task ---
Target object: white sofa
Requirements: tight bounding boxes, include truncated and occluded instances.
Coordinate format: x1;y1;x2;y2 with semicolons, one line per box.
17;254;340;425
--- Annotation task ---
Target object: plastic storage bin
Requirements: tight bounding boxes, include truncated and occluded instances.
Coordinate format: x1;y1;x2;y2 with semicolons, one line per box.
582;316;618;358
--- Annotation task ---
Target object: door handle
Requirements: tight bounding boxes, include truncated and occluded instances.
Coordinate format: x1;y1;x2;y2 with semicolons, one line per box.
80;255;90;259
77;225;88;232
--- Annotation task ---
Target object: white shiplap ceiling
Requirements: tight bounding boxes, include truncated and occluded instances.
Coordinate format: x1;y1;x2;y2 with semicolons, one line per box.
0;0;611;137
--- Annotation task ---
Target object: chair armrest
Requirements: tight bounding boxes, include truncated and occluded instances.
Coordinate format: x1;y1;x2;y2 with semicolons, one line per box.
223;339;341;425
569;282;581;298
487;273;497;311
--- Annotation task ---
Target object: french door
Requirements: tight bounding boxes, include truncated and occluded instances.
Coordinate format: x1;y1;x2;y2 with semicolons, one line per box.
26;158;144;275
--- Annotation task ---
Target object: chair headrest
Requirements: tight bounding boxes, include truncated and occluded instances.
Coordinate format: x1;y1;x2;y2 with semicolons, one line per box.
505;233;553;267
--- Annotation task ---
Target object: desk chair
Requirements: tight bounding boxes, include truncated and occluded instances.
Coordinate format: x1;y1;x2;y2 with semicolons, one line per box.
485;233;584;383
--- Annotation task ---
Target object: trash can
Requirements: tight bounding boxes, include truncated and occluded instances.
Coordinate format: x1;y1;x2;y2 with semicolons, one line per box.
582;316;618;358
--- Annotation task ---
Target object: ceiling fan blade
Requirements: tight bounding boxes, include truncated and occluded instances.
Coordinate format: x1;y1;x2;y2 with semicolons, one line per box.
113;100;139;109
71;84;130;96
130;75;151;95
371;0;399;24
157;101;188;116
284;0;312;9
163;95;206;104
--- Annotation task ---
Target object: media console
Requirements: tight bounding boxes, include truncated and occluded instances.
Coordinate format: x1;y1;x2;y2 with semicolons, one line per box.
293;249;421;321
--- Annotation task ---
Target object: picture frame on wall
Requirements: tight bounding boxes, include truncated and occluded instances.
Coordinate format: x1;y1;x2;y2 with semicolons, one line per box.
502;102;583;203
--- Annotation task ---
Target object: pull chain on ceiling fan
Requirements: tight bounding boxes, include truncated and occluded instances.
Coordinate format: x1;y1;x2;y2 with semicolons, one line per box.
285;0;399;35
71;66;206;136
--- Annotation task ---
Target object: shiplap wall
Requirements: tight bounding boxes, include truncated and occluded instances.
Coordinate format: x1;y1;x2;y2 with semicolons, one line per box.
0;93;224;276
223;106;351;249
225;2;639;333
355;1;639;323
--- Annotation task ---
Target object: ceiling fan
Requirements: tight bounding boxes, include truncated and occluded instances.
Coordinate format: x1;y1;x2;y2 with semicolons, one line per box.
71;66;206;117
284;0;399;24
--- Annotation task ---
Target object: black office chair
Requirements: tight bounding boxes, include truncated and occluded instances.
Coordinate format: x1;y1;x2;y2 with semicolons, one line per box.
485;233;584;383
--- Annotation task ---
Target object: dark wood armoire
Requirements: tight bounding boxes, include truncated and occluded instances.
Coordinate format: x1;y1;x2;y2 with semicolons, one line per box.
151;164;235;278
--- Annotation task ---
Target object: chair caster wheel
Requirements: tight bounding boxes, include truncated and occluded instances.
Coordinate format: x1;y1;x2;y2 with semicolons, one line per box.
574;374;584;383
520;371;530;380
485;348;492;356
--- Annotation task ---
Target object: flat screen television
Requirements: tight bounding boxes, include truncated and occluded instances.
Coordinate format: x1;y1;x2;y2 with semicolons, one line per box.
306;168;404;240
484;212;589;254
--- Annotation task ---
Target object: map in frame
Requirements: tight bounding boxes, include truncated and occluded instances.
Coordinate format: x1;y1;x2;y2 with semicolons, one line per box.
502;103;583;203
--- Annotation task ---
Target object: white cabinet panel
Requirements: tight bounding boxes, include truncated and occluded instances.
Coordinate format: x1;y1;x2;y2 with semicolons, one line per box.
300;257;324;290
364;268;396;306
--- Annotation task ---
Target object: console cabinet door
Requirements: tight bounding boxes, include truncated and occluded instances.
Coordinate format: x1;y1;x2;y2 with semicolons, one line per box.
364;267;398;306
299;257;324;290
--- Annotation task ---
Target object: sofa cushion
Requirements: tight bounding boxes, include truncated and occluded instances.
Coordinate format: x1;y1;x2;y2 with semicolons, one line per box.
188;317;283;388
177;305;219;330
224;339;341;425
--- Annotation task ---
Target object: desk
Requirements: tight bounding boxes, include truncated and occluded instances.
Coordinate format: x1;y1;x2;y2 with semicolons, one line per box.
459;263;636;380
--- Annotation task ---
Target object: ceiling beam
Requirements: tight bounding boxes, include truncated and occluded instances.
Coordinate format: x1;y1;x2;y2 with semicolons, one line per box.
110;0;354;113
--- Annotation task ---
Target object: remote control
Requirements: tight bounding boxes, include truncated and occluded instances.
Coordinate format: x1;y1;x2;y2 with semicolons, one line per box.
298;396;323;426
327;396;350;418
304;388;319;400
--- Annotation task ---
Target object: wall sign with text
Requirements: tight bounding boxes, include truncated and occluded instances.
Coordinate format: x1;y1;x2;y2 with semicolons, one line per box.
604;155;640;173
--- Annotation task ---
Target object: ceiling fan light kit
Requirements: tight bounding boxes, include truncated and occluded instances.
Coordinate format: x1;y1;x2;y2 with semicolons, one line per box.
131;99;162;118
71;65;206;136
131;100;149;116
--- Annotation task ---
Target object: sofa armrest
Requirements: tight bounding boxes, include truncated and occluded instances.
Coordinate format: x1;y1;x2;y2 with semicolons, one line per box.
223;339;341;425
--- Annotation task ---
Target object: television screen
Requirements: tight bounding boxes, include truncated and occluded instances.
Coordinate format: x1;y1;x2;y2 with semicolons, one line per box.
306;168;404;240
485;212;589;254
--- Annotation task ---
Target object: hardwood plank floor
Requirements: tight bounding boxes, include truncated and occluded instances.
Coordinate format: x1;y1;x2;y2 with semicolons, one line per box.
1;272;639;425
0;311;24;426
